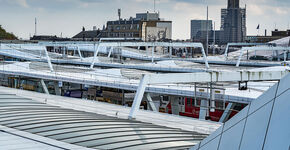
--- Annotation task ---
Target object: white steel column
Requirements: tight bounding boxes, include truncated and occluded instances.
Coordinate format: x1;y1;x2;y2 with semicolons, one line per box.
77;46;83;61
43;46;54;72
170;96;179;115
53;81;61;96
199;99;208;120
90;43;99;69
276;50;280;61
201;46;210;69
146;93;157;112
283;50;287;62
152;46;155;63
236;48;245;67
219;103;236;123
128;75;149;120
108;47;113;58
40;79;49;95
169;46;172;58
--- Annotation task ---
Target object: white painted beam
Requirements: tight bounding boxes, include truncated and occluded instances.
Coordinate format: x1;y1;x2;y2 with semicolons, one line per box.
40;79;49;95
146;93;157;112
219;103;236;123
77;46;83;61
146;70;289;84
90;44;99;69
108;47;113;58
128;75;149;120
43;47;54;72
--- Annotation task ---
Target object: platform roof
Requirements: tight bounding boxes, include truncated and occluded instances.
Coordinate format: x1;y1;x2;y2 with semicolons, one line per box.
0;61;280;104
0;92;208;150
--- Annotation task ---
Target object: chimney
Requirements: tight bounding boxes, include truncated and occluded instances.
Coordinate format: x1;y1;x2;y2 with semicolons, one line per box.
265;29;267;36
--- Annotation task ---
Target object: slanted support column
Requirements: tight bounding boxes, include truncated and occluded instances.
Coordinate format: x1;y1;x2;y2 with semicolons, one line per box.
224;44;230;60
199;99;208;120
236;49;245;67
146;93;157;112
40;79;49;95
77;46;83;61
53;81;61;96
90;43;99;69
108;47;113;58
200;46;210;69
43;46;54;72
129;74;149;120
219;103;236;123
170;96;179;115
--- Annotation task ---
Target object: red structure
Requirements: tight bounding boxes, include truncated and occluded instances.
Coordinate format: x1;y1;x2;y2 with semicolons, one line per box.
166;97;245;122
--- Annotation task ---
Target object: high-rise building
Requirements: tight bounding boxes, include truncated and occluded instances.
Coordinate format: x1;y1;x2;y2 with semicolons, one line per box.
221;0;246;43
190;20;213;40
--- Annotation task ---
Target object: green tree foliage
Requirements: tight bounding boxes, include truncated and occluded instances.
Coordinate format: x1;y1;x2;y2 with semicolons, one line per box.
0;25;17;40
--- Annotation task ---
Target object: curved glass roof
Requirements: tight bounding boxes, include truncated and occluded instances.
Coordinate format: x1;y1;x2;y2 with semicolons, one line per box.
0;93;208;150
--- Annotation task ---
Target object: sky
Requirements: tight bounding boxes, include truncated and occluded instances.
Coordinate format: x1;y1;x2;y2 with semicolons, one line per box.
0;0;289;40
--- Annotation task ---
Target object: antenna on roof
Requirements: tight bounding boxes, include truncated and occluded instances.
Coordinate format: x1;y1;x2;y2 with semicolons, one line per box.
34;17;37;36
118;9;121;21
154;0;156;12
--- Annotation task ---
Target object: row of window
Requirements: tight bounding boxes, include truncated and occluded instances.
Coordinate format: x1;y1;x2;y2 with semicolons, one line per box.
108;24;140;31
179;97;226;109
108;33;140;37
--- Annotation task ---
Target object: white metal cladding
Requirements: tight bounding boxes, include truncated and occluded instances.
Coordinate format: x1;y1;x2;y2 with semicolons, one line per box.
191;73;290;150
0;93;208;150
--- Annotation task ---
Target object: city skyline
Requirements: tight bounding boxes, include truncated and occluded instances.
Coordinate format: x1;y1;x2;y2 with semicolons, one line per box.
0;0;289;40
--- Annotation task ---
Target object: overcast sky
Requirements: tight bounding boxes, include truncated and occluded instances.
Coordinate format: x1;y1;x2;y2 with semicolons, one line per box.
0;0;289;40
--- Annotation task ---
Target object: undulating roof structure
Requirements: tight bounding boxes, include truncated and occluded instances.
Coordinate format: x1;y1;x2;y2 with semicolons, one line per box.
0;92;208;150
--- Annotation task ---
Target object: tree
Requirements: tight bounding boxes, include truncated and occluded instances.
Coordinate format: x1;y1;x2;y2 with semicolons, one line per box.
0;25;17;40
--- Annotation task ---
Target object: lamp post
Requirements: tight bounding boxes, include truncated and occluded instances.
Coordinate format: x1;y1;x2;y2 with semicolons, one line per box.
206;5;209;56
